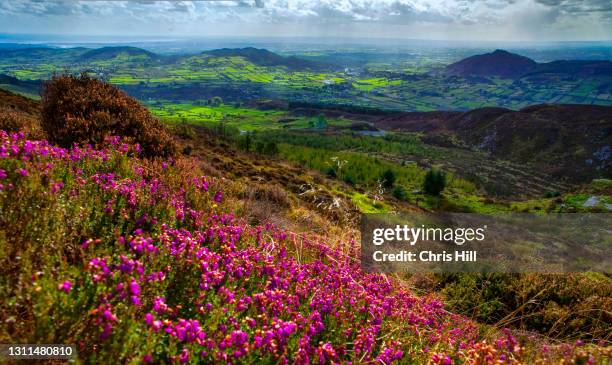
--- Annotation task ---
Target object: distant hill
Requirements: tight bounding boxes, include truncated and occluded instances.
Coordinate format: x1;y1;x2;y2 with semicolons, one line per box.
526;60;612;77
446;49;612;79
202;47;323;70
0;73;41;88
79;46;158;61
0;46;155;62
0;46;88;60
446;49;537;78
374;104;612;182
0;73;42;97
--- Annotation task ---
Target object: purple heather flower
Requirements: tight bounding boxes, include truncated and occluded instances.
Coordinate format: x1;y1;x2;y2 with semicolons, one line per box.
51;181;64;193
58;280;72;293
179;348;189;364
214;191;223;203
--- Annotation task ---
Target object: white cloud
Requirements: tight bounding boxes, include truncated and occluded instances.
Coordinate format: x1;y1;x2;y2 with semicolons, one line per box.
0;0;610;41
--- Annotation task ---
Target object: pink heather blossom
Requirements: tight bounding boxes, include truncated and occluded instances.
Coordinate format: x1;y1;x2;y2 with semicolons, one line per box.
145;313;154;326
51;181;64;193
129;279;140;296
179;348;189;364
58;280;72;293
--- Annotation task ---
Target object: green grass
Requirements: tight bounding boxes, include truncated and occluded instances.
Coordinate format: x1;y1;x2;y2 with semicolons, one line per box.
349;192;390;213
150;103;285;131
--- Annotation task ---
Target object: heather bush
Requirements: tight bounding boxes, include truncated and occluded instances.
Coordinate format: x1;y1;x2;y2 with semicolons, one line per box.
41;74;176;158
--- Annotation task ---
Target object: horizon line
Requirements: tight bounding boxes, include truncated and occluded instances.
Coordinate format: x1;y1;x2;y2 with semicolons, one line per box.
1;32;612;45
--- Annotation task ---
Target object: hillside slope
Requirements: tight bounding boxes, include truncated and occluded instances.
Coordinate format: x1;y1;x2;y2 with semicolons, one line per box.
0;87;40;116
375;104;612;182
1;114;608;365
0;87;42;137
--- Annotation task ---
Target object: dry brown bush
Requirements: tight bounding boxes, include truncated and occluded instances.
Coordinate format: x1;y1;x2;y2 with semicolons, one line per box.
41;74;176;157
242;183;291;208
238;183;292;225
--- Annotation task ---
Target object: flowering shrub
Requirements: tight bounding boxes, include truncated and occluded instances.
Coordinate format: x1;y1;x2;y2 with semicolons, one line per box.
0;129;609;364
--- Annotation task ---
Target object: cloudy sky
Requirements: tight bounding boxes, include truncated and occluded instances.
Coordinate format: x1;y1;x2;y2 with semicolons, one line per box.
0;0;611;42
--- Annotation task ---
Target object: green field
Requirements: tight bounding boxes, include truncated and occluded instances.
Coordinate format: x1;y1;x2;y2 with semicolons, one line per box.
150;102;352;131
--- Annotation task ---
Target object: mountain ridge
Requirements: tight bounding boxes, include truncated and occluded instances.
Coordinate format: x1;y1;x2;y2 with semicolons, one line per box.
79;46;158;61
202;47;323;70
446;49;612;78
